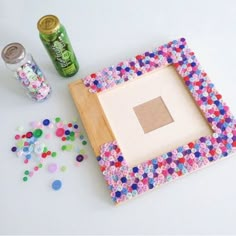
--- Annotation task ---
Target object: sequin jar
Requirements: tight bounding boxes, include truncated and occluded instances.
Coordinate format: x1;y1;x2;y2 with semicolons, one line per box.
1;42;51;102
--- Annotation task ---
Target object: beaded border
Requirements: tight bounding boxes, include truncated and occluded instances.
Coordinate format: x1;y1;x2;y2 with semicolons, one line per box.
83;38;236;204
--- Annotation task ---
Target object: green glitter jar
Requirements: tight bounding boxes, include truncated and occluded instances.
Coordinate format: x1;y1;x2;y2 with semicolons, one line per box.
37;15;79;78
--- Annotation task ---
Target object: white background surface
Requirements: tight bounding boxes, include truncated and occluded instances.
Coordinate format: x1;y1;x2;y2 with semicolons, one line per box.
0;0;236;234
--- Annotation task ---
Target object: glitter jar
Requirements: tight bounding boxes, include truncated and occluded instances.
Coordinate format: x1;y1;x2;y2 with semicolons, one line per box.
1;43;51;102
37;15;79;78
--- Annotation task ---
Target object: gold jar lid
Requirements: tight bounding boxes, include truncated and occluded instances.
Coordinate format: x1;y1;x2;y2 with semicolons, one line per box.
37;15;60;34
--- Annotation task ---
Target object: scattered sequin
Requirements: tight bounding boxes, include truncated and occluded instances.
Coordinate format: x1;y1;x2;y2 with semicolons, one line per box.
11;117;89;190
52;179;62;191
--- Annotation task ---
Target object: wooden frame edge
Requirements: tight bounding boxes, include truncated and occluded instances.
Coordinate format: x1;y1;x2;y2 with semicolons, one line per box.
68;80;115;156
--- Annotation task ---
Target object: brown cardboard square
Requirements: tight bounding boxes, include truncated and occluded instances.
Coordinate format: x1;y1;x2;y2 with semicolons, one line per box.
133;97;173;133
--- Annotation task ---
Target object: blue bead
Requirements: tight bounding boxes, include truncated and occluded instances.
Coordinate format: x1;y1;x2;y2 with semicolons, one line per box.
115;191;121;198
23;147;29;152
97;156;102;161
220;109;225;115
167;152;172;157
122;188;128;194
191;62;196;67
152;159;157;164
194;151;201;157
26;154;31;159
208;157;214;162
223;152;228;157
131;184;138;190
148;184;154;189
187;149;191;154
143;173;147;178
153;164;158;169
93;80;99;85
116;66;122;71
167;57;173;63
179;45;185;49
121;177;127;183
125;67;130;72
177;147;183;152
178;163;184;170
133;167;139;173
214;100;220;106
149;53;155;57
137;71;142;76
65;130;70;135
117;156;124;162
52;180;62;191
43;119;50;126
74;124;78;129
148;178;154;184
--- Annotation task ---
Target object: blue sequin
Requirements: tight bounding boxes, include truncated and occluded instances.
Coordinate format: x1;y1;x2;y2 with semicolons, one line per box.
194;151;201;157
131;184;138;190
133;167;139;173
121;177;127;183
117;156;124;162
115;191;121;198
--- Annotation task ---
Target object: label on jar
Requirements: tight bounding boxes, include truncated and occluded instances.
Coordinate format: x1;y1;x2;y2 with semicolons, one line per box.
51;39;73;68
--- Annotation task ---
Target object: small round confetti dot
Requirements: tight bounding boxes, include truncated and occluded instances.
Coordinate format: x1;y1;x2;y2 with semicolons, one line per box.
61;145;67;151
11;146;17;152
15;134;20;140
43;119;50;126
23;176;28;182
61;166;67;172
52;180;62;191
16;140;24;148
56;128;65;137
26;132;33;138
51;152;57;158
38;163;43;168
66;144;73;151
24;170;30;175
76;154;84;162
33;129;43;138
82;140;87;145
45;133;52;139
34;166;39;171
65;130;70;135
48;163;58;173
29;172;34;177
80;149;86;155
55;117;61;123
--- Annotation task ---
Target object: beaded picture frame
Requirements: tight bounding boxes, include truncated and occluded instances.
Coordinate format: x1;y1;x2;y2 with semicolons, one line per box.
69;38;236;204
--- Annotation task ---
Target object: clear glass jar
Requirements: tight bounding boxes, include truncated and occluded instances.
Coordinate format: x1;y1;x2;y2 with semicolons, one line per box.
1;42;51;102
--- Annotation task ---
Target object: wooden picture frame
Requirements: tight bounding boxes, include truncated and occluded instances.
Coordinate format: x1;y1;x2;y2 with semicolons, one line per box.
69;38;236;204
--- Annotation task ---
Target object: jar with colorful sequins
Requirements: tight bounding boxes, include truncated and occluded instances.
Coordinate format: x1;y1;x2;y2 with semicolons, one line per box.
1;42;51;102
